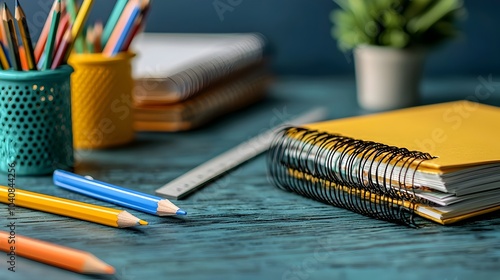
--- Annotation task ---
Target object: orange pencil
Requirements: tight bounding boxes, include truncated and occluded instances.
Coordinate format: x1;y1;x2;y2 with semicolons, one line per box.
0;9;5;46
18;45;27;70
102;0;140;56
0;231;115;274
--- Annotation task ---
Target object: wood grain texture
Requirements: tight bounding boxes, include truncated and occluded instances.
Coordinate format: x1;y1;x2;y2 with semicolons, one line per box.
1;77;500;280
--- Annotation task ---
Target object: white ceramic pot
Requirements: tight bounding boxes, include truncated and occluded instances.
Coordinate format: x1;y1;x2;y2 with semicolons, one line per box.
354;45;426;111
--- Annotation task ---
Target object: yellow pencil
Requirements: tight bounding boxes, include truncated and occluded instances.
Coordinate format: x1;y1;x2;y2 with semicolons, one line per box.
0;186;148;228
64;0;94;61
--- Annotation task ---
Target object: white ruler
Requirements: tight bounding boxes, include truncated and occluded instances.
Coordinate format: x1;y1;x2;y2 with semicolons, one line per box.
155;107;328;199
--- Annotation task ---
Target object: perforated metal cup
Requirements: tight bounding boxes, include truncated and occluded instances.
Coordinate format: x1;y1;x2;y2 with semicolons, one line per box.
68;52;135;149
0;66;74;175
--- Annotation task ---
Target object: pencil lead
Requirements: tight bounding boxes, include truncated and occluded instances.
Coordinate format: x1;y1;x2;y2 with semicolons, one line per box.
104;265;116;275
15;0;19;9
176;209;187;216
138;219;148;226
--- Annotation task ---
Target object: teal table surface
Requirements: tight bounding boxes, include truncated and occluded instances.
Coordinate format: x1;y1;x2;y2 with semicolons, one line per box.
1;76;500;280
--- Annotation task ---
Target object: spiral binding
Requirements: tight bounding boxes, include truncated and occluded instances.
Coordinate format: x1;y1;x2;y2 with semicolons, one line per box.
267;127;436;226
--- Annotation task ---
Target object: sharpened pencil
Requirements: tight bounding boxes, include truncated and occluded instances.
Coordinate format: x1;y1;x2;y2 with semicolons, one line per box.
0;231;115;275
2;3;21;70
15;0;36;70
0;6;7;48
53;169;188;216
42;0;61;70
0;185;148;228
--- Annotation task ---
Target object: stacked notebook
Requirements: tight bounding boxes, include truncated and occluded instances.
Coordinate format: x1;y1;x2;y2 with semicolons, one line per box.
131;33;271;131
268;101;500;226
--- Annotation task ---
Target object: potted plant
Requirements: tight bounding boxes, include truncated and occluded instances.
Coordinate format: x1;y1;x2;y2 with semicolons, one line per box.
330;0;466;110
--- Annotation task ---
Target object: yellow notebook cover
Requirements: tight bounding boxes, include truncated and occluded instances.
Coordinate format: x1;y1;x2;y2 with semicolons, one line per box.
268;101;500;225
302;101;500;173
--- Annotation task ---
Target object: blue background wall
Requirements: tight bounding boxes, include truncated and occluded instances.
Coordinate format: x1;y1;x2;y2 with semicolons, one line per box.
23;0;500;76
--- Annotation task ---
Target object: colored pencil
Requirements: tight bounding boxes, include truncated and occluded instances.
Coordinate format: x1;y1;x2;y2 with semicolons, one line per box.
0;185;148;228
102;0;128;46
111;2;142;56
15;0;36;70
50;12;70;65
51;27;71;69
93;21;103;52
85;26;95;53
42;0;61;70
0;6;7;47
64;0;94;61
2;3;21;70
121;0;150;52
34;0;57;63
0;231;115;274
53;169;187;216
66;0;78;23
69;0;86;54
0;41;9;69
18;45;27;70
102;0;140;56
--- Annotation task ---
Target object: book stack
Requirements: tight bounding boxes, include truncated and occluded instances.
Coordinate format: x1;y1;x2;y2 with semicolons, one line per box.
267;101;500;226
131;33;271;131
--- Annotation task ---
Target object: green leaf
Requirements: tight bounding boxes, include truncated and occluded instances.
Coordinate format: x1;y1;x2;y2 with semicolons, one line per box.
408;0;463;34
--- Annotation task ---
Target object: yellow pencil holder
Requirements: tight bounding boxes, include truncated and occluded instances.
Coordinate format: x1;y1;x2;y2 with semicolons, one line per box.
68;52;135;149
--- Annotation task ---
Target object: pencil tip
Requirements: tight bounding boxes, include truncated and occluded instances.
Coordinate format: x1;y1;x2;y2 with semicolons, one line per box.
104;265;116;274
15;0;19;8
138;220;148;226
176;209;187;216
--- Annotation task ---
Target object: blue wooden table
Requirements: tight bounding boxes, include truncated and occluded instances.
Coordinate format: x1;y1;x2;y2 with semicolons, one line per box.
1;76;500;280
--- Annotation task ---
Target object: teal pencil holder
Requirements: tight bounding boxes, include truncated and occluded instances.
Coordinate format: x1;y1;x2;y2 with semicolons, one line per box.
0;66;74;175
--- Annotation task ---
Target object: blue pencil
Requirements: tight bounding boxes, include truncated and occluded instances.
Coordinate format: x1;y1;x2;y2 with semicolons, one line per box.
110;4;141;56
53;170;187;216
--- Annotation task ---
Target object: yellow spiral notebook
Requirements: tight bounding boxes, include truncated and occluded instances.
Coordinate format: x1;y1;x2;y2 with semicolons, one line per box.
268;101;500;226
